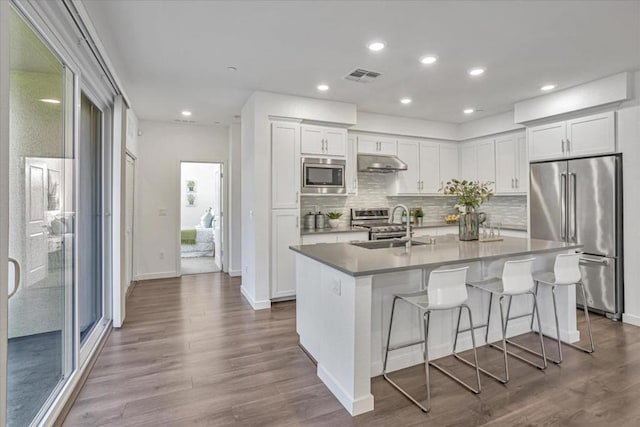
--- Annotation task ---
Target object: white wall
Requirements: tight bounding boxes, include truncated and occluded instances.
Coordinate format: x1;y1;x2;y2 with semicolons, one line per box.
241;92;357;309
180;162;220;229
228;123;242;276
136;121;229;280
458;110;524;140
618;105;640;326
351;111;458;141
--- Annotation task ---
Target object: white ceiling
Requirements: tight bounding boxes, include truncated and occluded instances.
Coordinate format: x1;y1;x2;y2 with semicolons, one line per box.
82;0;640;126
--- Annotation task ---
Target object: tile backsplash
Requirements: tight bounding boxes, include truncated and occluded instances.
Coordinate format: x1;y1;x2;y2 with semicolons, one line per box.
300;172;528;228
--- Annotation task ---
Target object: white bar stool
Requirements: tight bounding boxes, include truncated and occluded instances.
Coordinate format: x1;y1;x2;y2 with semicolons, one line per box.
460;258;547;384
382;266;481;413
531;253;595;364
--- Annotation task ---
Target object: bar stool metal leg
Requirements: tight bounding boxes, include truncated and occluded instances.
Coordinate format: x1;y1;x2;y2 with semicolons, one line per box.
565;282;595;353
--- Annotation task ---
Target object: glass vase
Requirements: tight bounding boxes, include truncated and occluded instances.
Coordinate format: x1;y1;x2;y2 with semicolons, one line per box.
459;209;479;241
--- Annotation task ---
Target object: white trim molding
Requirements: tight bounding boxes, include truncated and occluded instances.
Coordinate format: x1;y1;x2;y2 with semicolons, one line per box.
241;285;271;310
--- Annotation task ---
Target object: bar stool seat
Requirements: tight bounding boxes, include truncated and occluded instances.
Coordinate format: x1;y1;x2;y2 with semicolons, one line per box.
383;266;481;413
531;253;595;364
460;258;547;384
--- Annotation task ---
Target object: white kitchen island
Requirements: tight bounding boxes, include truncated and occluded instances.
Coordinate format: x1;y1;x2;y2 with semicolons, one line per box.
290;235;583;416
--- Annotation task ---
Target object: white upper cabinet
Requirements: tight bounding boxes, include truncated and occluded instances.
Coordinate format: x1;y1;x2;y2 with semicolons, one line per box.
419;141;440;193
528;112;615;161
271;122;300;209
495;132;527;194
477;139;496;191
357;135;397;155
439;144;459;188
396;140;421;194
395;140;454;195
301;124;346;157
566;112;616;157
346;135;358;194
459;142;478;182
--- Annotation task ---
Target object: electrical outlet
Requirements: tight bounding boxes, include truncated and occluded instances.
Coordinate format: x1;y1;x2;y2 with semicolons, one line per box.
159;251;165;260
158;208;167;216
331;279;341;296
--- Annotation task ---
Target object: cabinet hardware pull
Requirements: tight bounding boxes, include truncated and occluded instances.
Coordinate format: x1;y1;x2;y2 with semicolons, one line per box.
566;138;571;153
417;181;420;190
511;178;514;188
296;216;299;228
295;191;299;203
515;177;519;188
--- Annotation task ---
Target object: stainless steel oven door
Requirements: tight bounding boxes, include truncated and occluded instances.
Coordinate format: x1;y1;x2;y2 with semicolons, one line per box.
301;158;346;194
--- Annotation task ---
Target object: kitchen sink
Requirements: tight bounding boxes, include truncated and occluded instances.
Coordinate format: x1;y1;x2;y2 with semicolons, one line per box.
350;240;428;250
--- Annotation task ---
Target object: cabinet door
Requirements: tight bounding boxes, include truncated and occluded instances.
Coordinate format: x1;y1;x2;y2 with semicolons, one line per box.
300;125;325;155
271;209;299;299
528;121;566;161
515;133;528;193
477;139;496;191
301;234;336;245
439;144;459;189
324;128;347;156
396;140;421;194
357;135;380;154
378;137;397;155
345;135;358;194
495;135;517;194
459;142;478;181
272;122;300;209
566;112;615;157
419;141;440;193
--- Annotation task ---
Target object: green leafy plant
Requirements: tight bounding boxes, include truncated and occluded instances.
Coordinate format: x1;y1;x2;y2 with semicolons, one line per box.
415;208;424;218
442;179;494;211
326;212;343;219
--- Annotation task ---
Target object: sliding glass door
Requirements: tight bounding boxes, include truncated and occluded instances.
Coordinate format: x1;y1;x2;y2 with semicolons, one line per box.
6;7;75;426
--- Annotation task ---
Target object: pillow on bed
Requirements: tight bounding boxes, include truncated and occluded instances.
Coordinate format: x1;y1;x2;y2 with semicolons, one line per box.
200;210;214;228
50;218;66;235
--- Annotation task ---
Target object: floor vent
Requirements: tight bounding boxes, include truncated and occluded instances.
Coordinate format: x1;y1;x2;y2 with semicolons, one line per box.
344;68;381;83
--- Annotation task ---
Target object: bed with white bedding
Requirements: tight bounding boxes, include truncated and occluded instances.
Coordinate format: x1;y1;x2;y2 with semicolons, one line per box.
181;226;215;257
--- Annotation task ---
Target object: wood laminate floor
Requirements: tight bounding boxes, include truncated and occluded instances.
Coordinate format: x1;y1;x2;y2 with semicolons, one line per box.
63;273;640;426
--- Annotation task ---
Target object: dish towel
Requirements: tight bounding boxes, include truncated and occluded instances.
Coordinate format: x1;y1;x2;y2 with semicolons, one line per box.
181;229;197;245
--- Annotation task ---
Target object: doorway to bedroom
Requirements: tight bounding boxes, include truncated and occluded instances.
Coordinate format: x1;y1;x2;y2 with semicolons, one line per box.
179;162;223;275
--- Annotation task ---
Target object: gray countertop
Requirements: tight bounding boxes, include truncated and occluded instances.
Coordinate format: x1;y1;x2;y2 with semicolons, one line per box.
290;235;580;277
300;226;369;235
301;222;527;235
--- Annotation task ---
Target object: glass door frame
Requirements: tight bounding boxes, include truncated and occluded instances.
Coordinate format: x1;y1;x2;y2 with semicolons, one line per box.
77;86;111;365
3;1;115;425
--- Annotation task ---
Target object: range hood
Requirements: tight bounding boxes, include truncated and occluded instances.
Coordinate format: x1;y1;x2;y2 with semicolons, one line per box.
357;154;408;173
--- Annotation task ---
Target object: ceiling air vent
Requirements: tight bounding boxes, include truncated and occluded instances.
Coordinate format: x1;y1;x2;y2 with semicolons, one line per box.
344;68;381;83
173;119;196;124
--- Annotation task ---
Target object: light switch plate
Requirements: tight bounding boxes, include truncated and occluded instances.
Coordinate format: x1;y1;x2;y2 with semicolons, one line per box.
158;208;167;216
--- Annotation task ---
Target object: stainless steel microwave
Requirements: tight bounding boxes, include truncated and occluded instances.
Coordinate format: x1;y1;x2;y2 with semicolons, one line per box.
301;157;346;194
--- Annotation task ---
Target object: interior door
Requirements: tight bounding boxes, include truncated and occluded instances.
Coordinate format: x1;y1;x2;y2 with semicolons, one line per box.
25;159;48;286
213;165;223;270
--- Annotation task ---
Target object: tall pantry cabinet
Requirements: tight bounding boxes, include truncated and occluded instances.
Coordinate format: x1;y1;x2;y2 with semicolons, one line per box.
270;122;300;299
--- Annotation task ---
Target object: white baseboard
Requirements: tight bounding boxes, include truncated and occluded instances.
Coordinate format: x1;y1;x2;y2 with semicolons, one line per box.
228;269;242;277
623;313;640;327
317;364;374;416
135;271;179;281
240;285;271;310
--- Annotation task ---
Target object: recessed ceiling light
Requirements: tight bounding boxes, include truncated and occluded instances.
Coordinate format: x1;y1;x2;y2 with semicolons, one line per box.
463;108;475;114
420;55;438;65
317;84;329;91
367;41;386;51
181;110;192;117
468;67;485;76
540;84;556;91
400;97;412;104
40;98;60;104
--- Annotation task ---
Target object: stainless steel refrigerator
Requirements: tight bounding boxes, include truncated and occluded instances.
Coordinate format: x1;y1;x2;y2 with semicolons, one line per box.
530;155;623;319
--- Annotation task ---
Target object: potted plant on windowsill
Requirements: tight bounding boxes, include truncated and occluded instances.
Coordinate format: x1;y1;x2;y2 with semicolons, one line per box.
327;212;343;228
442;179;493;241
415;208;424;226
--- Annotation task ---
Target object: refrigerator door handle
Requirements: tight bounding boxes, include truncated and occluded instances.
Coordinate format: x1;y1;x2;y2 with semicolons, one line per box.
569;172;577;241
560;172;567;240
579;256;610;266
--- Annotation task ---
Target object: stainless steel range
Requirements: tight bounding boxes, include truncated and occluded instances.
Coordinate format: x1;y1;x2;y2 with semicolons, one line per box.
351;208;407;240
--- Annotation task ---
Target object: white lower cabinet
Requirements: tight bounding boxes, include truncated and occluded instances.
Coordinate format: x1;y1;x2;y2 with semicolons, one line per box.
413;226;457;237
301;231;369;245
271;209;299;299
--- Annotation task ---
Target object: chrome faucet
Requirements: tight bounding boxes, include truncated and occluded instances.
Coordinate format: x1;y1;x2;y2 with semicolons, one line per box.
389;204;412;249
